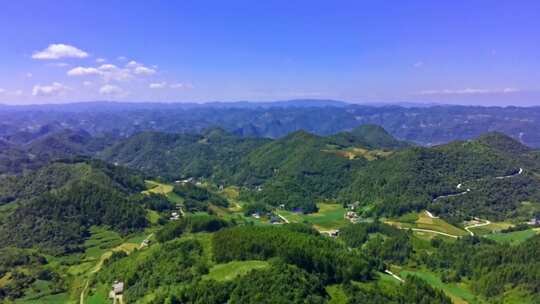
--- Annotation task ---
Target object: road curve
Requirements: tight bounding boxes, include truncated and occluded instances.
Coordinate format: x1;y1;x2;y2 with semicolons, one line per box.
464;219;491;236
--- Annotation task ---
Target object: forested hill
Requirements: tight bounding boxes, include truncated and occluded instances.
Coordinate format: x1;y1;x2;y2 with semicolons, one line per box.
329;124;412;150
100;128;271;181
340;131;540;222
0;159;148;254
99;126;540;220
0;128;117;176
6;102;540;148
101;125;408;183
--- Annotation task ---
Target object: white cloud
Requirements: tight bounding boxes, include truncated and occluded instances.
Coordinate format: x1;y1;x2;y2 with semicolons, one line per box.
117;56;127;61
83;81;93;86
126;60;141;68
0;88;5;94
100;65;133;82
32;44;89;60
32;82;70;97
26;73;33;78
170;83;194;89
98;64;118;71
12;90;23;96
48;62;70;68
99;84;126;97
67;66;101;76
413;61;424;68
96;58;106;63
133;66;156;75
417;88;520;95
149;82;167;89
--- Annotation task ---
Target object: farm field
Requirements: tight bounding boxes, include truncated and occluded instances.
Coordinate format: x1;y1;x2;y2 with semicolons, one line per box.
385;211;468;238
467;221;513;236
485;228;540;244
276;203;348;230
143;180;183;203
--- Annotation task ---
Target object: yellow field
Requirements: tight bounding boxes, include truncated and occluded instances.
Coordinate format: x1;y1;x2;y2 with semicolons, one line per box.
142;180;173;195
415;212;468;236
386;211;468;238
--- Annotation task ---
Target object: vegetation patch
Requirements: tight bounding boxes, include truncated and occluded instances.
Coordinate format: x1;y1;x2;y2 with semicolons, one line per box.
204;260;269;281
485;228;539;244
277;203;348;230
399;269;479;304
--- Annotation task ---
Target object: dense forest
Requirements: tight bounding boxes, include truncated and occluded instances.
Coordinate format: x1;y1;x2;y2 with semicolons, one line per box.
1;121;540;303
0;159;148;254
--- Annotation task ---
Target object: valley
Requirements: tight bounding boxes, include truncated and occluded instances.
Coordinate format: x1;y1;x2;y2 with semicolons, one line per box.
1;123;540;304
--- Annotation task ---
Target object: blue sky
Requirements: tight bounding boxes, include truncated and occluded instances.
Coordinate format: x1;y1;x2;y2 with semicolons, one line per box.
0;1;539;105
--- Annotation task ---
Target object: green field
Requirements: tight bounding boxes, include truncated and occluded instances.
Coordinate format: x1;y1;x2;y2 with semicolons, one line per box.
204;260;270;281
400;269;481;304
277;203;348;230
485;228;539;244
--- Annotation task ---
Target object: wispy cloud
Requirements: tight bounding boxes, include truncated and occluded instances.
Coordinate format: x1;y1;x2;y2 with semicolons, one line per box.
47;62;70;68
149;82;194;89
67;67;101;76
417;88;520;95
32;44;89;60
149;82;167;89
413;61;424;68
99;84;127;97
32;82;70;96
67;61;157;82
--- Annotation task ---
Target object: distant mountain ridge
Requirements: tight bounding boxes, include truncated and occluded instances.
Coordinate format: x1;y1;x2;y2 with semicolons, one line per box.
3;101;540;147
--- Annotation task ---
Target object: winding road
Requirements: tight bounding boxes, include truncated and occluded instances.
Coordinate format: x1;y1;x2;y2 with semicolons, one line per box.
426;167;523;237
464;219;491;236
432;168;523;203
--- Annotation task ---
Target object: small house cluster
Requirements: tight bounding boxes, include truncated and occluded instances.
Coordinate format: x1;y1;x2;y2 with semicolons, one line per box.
345;201;360;223
170;211;180;221
170;203;184;221
108;281;124;304
345;211;359;223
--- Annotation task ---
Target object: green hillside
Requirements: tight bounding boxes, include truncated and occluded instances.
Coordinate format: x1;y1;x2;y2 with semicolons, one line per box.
0;159;148;254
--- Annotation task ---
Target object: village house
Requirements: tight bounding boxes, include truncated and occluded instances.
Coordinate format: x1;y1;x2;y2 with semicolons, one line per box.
108;281;124;304
345;211;359;223
170;211;180;221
